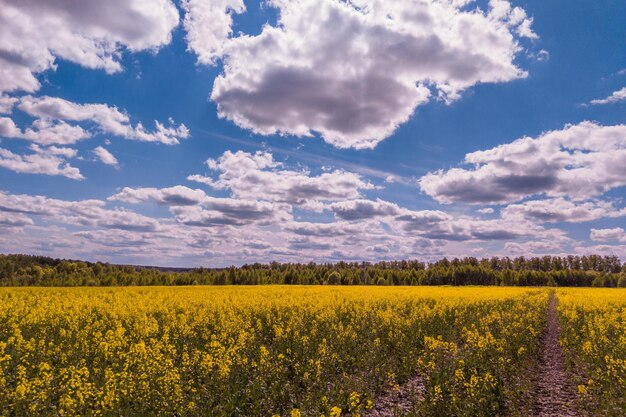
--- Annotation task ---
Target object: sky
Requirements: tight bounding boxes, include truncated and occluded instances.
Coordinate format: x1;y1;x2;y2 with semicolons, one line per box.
0;0;625;267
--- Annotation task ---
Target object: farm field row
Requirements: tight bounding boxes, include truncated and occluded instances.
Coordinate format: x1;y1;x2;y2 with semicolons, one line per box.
0;286;624;416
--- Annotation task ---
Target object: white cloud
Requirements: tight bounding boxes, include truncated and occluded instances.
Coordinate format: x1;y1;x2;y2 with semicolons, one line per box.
420;122;626;204
400;215;535;241
182;0;245;65
574;244;626;259
171;200;288;226
330;198;401;220
0;184;593;265
325;196;545;242
0;211;34;227
502;198;626;223
17;96;189;145
29;144;77;158
0;190;161;232
0;0;180;93
0;117;22;138
288;237;332;251
194;0;536;148
504;240;565;255
109;185;291;226
528;49;549;62
590;228;626;243
188;150;374;204
74;230;153;248
285;220;364;237
93;146;119;166
110;186;207;206
0;145;83;179
0;116;90;145
589;87;626;106
0;96;18;114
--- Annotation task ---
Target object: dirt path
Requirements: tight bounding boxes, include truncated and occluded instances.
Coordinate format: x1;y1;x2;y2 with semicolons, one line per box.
533;293;578;417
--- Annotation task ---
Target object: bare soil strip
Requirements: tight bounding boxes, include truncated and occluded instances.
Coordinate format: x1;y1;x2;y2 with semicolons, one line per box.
363;375;424;417
533;293;579;417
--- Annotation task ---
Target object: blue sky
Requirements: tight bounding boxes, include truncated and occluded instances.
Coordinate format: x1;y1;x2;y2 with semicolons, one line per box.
0;0;625;266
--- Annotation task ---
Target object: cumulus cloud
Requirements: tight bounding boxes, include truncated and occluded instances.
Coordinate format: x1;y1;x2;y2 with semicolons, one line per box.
395;209;452;231
17;95;189;145
110;186;207;206
590;228;626;243
171;200;286;226
0;186;588;265
31;144;78;159
6;133;622;264
93;146;118;167
504;240;565;255
588;87;626;106
0;211;34;227
288;237;332;251
326;196;529;242
0;0;179;93
195;0;536;148
110;185;290;226
188;150;374;204
420;122;626;204
0;96;18;114
0;116;90;145
574;244;626;259
243;240;272;250
301;195;540;243
502;198;626;223
408;216;530;241
0;191;161;232
330;198;400;220
0;145;83;179
182;0;245;64
285;221;362;237
74;230;152;248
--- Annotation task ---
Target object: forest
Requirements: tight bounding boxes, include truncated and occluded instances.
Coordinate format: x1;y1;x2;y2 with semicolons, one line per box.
0;253;625;287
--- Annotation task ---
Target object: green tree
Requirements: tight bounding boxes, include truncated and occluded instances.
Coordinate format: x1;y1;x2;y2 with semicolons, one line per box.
592;275;607;287
327;271;341;285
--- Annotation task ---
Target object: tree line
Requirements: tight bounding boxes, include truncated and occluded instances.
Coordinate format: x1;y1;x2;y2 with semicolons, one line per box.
0;253;625;287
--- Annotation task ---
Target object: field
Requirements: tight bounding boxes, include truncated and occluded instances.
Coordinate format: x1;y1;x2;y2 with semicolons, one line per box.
557;289;626;415
0;286;624;416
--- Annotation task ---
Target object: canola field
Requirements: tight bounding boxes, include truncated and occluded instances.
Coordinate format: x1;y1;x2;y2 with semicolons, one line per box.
0;286;623;416
557;288;626;416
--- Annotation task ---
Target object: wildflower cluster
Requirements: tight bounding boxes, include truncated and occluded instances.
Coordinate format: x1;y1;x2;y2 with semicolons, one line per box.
416;290;547;416
557;288;626;416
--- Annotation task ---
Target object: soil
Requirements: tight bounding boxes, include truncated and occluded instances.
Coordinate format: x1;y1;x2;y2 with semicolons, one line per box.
532;293;579;417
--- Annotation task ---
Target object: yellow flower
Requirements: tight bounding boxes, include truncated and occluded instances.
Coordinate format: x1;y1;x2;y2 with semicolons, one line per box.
330;406;342;417
349;391;360;408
